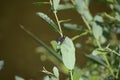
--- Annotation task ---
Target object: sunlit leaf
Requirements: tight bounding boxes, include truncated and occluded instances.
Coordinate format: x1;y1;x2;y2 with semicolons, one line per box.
53;66;59;78
36;12;60;33
33;2;50;6
61;37;75;70
15;76;24;80
53;0;60;11
0;60;4;71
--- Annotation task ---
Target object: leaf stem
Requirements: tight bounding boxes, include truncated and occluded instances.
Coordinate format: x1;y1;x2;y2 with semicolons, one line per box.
54;12;63;37
96;39;102;48
70;70;73;80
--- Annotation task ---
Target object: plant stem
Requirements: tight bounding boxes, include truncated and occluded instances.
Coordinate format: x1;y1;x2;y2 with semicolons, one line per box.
96;39;102;48
72;31;89;41
70;70;73;80
81;16;92;33
54;12;63;37
103;55;115;77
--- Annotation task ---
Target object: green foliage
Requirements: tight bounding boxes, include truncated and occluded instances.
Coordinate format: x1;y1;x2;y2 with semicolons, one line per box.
20;0;120;80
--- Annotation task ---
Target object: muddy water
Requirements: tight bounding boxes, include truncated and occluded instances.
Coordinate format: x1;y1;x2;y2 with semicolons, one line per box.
0;0;109;80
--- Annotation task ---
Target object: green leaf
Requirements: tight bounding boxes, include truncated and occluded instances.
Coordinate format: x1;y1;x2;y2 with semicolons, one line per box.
63;23;84;31
94;15;103;22
75;0;93;22
20;25;62;62
61;37;76;70
73;67;82;80
50;40;58;51
53;0;60;11
0;60;4;71
91;22;103;40
57;4;74;10
33;2;50;6
53;66;59;78
36;12;60;33
15;76;24;80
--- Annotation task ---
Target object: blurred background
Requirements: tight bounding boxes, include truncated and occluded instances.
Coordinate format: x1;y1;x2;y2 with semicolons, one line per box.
0;0;110;80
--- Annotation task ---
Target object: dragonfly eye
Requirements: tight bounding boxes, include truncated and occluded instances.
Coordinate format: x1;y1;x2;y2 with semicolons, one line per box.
58;36;66;45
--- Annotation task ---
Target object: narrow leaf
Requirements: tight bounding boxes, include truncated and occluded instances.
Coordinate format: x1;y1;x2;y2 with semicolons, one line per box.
20;25;62;62
63;23;84;31
33;2;50;6
61;37;76;70
86;54;106;66
57;4;74;10
36;12;60;33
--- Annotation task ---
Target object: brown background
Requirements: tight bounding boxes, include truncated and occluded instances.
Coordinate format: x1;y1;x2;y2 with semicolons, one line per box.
0;0;109;80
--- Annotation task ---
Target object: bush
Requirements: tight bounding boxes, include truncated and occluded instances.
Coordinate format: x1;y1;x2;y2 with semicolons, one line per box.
20;0;120;80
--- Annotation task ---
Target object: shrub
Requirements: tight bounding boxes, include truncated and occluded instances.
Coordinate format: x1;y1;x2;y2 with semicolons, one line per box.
20;0;120;80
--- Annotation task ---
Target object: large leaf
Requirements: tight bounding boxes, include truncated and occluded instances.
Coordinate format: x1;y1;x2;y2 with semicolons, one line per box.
53;0;60;11
36;12;60;33
61;37;76;70
0;60;4;71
